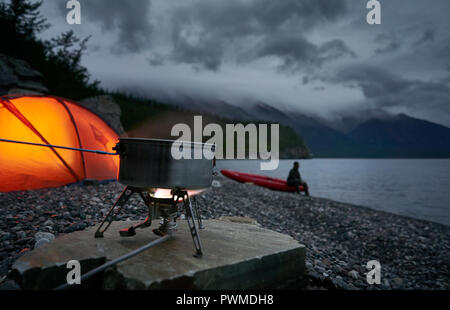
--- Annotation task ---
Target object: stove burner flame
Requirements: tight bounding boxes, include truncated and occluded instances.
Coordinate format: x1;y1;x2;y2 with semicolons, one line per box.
151;188;204;200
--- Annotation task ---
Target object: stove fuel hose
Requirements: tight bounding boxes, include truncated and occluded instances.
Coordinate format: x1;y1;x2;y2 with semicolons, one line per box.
54;234;171;290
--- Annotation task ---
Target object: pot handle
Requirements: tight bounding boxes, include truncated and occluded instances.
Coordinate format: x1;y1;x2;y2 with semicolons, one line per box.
113;142;128;156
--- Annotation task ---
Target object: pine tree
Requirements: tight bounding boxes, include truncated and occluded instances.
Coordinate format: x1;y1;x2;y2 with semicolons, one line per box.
8;0;49;40
0;0;101;99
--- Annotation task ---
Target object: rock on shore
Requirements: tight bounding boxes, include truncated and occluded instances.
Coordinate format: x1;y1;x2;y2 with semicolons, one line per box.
0;53;48;95
0;178;449;290
80;95;125;136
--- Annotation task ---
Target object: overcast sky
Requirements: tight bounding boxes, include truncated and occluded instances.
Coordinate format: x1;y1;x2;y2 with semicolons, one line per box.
36;0;450;126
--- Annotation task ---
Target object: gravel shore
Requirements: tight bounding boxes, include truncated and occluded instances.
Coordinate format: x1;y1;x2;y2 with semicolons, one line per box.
1;178;449;290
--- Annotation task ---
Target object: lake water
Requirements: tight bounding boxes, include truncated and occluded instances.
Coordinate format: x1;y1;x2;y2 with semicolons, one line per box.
215;159;450;226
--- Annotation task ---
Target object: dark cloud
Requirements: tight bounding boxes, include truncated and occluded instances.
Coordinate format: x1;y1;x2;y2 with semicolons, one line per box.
374;33;401;55
168;0;350;71
333;65;450;120
414;28;436;46
41;0;450;126
375;41;401;55
171;0;348;37
58;0;153;54
373;24;437;55
170;22;224;71
147;53;165;66
255;36;355;73
433;38;450;61
336;66;411;98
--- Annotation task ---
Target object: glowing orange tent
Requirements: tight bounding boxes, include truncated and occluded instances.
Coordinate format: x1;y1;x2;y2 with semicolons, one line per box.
0;95;120;192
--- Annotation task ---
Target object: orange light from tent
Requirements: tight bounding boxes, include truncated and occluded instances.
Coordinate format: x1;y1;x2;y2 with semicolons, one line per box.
0;96;119;192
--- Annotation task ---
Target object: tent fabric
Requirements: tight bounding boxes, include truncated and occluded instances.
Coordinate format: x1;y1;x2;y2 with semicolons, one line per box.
0;95;120;192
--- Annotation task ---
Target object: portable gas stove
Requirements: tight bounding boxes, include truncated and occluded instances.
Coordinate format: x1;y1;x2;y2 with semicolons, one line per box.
94;186;204;257
0;137;215;288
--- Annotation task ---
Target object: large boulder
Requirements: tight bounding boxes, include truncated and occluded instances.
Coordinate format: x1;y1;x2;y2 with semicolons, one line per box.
80;95;126;136
11;218;307;290
0;54;48;95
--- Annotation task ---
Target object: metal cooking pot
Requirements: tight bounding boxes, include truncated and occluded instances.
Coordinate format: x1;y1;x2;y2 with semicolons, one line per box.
115;138;215;190
0;137;216;190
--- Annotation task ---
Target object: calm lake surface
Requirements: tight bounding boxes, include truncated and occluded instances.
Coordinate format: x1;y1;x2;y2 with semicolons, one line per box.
216;159;450;226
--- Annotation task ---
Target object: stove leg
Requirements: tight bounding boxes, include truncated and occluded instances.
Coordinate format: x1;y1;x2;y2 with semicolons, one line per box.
185;197;203;258
119;216;152;237
192;196;204;230
120;192;152;237
95;186;134;238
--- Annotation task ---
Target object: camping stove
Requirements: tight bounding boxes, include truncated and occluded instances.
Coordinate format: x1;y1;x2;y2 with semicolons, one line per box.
94;186;204;257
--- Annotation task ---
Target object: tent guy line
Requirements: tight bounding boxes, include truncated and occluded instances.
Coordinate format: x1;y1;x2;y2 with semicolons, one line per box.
0;96;81;181
0;139;118;156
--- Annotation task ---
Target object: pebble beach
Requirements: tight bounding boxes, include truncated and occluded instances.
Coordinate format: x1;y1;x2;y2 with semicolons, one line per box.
0;177;449;290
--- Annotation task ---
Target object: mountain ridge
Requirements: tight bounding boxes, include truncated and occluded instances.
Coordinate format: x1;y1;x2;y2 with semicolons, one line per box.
169;97;450;158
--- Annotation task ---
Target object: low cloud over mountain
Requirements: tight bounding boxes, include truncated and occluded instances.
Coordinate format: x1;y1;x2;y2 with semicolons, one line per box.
41;0;450;127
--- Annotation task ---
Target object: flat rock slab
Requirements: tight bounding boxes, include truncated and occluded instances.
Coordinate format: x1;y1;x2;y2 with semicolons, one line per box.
12;217;306;290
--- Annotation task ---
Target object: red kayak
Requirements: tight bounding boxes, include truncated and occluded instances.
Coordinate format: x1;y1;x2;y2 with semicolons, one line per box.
221;170;305;193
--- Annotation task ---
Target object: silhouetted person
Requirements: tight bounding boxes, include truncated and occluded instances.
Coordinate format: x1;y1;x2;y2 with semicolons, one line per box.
287;162;310;196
